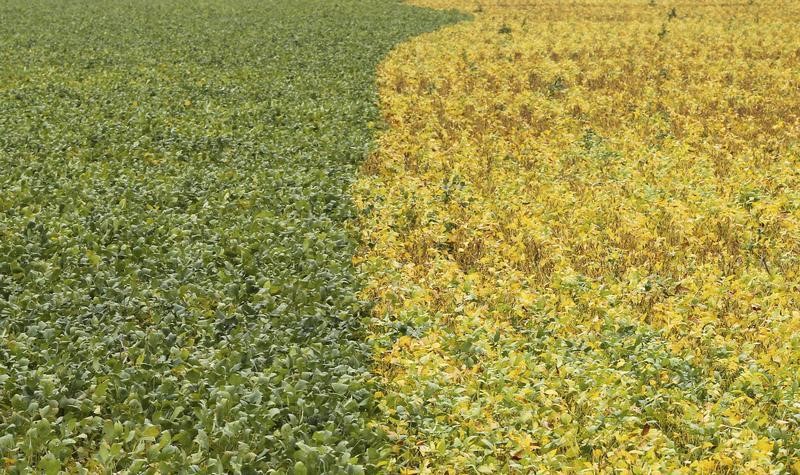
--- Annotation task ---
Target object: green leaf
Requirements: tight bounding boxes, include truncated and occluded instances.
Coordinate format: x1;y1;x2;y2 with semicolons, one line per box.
0;434;14;450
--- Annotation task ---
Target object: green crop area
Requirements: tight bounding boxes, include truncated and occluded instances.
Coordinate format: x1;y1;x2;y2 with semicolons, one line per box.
0;1;462;472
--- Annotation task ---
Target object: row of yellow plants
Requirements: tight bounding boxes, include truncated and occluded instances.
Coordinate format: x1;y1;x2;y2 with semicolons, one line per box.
354;0;800;472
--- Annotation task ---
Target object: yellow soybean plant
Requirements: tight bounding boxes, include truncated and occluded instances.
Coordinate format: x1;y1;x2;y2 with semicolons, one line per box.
354;0;800;473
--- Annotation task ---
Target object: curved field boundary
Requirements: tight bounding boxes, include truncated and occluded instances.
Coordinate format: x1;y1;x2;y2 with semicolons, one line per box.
0;1;464;472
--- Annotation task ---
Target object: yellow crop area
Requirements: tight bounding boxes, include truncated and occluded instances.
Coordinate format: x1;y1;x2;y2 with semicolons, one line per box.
354;0;800;473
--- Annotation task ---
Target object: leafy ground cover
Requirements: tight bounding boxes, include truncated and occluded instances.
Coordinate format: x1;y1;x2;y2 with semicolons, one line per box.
355;0;800;472
0;1;463;472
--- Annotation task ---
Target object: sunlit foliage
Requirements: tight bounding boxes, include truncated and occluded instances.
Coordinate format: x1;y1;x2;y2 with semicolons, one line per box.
0;1;462;472
355;1;800;472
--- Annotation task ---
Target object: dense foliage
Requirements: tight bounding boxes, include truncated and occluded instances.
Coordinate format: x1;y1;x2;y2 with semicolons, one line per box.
0;1;463;472
355;0;800;472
